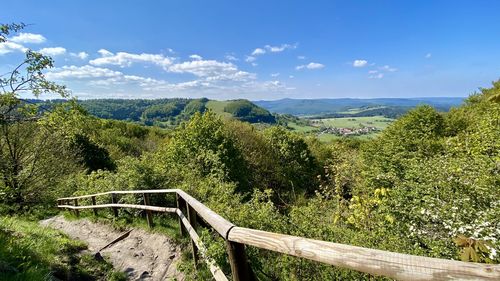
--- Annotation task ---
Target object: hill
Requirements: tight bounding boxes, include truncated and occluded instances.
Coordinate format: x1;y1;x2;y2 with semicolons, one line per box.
30;98;276;127
254;97;464;116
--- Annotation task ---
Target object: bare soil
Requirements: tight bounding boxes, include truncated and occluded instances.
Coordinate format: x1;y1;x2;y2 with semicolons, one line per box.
41;216;185;281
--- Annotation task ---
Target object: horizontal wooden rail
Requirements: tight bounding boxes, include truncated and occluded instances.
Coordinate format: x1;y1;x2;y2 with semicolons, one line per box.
58;190;500;281
228;227;499;280
58;203;176;213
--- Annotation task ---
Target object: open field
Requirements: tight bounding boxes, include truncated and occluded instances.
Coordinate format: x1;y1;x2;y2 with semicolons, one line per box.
287;122;318;133
310;116;394;129
205;100;233;118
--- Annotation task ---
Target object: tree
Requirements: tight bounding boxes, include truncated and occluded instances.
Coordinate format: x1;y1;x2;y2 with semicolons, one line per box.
0;23;74;209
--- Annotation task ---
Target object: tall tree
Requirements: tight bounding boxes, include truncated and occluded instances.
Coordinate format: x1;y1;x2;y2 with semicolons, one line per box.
0;23;74;208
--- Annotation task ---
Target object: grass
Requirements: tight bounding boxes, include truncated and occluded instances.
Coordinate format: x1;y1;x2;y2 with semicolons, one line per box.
205;100;233;118
287;122;318;133
0;216;126;281
311;116;394;129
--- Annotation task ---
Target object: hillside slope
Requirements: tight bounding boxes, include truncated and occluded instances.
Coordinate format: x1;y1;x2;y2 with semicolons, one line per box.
254;97;464;115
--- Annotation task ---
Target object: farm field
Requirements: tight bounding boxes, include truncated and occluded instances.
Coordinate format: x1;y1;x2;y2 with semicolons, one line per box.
310;116;394;129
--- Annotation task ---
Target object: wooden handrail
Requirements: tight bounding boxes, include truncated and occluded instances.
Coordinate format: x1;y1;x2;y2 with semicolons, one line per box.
57;190;500;281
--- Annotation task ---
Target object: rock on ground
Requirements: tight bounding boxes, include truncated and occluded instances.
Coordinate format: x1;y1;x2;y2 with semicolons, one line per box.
41;216;184;281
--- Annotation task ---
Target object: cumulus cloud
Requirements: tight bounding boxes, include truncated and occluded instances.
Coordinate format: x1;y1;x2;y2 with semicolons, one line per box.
353;59;368;67
97;49;113;57
70;51;89;60
10;33;46;44
270;73;280;77
251;48;266;56
90;50;173;69
189;54;202;60
168;60;255;81
0;41;27;55
296;62;325;70
264;43;297;53
39;47;67;56
297;55;306;60
46;65;122;79
425;53;432;59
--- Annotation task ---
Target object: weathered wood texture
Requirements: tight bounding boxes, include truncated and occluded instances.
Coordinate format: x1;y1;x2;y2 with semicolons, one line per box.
143;193;153;228
176;209;228;281
58;190;500;281
91;196;98;216
227;227;500;281
226;241;256;281
176;189;234;238
176;193;186;236
187;205;199;266
110;193;118;217
58;203;177;213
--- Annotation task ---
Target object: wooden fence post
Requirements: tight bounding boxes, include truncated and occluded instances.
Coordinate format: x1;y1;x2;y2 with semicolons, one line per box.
226;241;255;281
176;193;186;236
74;198;79;217
91;196;98;217
187;205;199;267
111;193;118;218
143;193;153;228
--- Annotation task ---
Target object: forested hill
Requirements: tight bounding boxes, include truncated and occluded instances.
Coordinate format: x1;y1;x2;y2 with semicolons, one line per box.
254;97;464;115
33;98;276;127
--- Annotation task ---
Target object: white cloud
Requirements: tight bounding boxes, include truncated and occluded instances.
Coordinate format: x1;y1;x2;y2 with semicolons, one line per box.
189;54;203;60
70;51;89;60
289;75;294;79
10;33;46;44
270;73;280;77
90;50;173;69
225;54;238;61
425;53;432;59
0;41;27;55
245;56;256;62
264;43;297;53
297;55;306;60
39;47;67;56
168;60;255;81
379;65;397;72
369;73;384;79
368;70;378;74
46;65;122;79
251;48;266;56
98;49;113;57
353;59;368;67
296;62;325;70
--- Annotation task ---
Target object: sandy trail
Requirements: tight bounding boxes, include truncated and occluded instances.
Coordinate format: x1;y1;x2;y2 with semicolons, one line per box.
41;216;184;281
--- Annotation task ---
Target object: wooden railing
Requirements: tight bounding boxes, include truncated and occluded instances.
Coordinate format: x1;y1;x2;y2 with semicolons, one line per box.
57;189;500;281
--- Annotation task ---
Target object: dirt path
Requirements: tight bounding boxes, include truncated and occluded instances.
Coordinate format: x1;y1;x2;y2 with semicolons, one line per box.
41;216;185;281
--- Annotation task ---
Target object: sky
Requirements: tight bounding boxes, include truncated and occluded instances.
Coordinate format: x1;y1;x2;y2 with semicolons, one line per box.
1;0;500;100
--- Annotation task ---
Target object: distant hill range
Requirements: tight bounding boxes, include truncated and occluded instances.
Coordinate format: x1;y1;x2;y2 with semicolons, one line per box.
28;98;276;127
26;97;465;127
254;97;465;116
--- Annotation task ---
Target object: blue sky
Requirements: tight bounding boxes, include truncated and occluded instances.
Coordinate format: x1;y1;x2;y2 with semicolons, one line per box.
2;0;500;100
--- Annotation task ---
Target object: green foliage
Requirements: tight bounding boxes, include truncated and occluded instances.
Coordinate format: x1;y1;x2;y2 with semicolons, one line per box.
224;99;276;123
